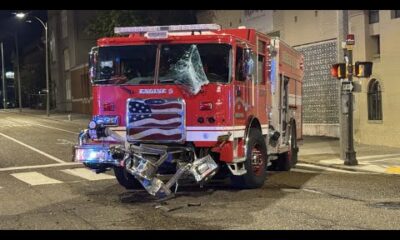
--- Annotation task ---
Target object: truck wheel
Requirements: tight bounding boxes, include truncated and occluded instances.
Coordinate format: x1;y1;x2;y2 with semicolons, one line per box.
113;167;143;190
274;122;298;171
231;128;268;189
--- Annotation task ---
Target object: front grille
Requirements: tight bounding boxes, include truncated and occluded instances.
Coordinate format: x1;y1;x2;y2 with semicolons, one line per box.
126;98;185;142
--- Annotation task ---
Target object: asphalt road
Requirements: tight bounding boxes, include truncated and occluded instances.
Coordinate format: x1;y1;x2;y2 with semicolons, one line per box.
1;111;400;230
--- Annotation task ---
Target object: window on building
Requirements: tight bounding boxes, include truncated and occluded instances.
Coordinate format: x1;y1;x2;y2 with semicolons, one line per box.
61;10;68;38
369;10;379;24
315;11;318;17
367;79;382;120
294;16;298;23
64;48;70;70
371;35;380;57
66;78;71;101
391;10;400;19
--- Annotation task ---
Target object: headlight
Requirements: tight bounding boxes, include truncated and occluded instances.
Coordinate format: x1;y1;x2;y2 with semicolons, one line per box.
74;146;112;163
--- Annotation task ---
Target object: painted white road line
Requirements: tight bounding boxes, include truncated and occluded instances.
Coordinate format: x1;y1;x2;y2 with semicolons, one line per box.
61;168;115;181
0;132;65;163
7;118;78;134
296;163;361;173
11;172;63;186
0;162;81;172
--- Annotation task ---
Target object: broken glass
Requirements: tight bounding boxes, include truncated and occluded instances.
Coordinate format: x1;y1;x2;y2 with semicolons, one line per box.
168;44;209;95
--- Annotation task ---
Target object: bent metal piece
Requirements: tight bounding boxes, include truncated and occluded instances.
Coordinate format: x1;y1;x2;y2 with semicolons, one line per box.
124;144;218;197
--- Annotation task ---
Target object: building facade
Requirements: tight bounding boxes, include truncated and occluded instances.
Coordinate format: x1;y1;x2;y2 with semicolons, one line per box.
197;10;400;148
350;10;400;147
48;10;99;114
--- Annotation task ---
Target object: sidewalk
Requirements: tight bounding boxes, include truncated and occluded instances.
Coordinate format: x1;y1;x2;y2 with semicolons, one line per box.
299;136;400;175
0;108;90;126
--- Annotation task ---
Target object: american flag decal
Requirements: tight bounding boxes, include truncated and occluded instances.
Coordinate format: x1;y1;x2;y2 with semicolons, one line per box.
126;99;185;142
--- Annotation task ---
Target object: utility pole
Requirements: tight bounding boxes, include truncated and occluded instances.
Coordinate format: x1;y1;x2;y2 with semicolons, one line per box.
332;33;373;166
337;10;348;160
343;35;358;166
1;42;6;109
14;33;22;112
45;21;49;117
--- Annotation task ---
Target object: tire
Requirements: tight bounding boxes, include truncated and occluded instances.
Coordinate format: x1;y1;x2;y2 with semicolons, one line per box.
113;167;143;190
274;122;298;171
231;128;268;189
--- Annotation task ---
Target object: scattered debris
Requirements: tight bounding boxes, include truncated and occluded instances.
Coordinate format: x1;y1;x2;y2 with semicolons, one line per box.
155;204;185;212
370;201;400;210
187;202;201;207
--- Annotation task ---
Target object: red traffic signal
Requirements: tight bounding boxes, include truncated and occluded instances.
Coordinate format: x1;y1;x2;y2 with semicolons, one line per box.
331;63;347;79
355;61;373;78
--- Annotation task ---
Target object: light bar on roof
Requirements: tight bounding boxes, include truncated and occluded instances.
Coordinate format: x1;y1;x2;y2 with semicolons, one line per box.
114;24;221;35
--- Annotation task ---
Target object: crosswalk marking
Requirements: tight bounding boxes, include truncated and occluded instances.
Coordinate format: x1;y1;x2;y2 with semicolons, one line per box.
295;163;362;174
11;172;63;186
61;168;115;181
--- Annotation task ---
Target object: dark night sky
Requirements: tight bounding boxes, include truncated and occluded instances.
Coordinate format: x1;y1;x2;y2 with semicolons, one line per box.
0;10;47;71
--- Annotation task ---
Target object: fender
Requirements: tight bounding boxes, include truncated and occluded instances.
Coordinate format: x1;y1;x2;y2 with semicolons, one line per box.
243;115;263;156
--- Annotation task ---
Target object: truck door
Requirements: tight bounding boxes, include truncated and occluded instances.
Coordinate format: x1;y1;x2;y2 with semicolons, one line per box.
234;45;255;126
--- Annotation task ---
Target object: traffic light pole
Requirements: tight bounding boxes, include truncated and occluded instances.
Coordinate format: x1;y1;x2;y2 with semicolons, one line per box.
344;46;358;165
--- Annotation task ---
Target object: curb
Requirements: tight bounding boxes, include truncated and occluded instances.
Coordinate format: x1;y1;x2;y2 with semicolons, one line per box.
1;109;89;126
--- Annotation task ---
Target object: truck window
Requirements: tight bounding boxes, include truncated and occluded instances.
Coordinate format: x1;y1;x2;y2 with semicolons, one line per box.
159;44;231;84
236;46;255;82
93;45;157;85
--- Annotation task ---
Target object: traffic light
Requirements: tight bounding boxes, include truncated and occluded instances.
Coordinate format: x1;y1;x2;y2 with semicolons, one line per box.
331;63;347;79
355;61;373;78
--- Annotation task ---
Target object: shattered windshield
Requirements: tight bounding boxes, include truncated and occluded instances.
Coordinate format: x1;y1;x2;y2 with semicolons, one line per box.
91;43;231;93
93;45;157;85
159;44;231;94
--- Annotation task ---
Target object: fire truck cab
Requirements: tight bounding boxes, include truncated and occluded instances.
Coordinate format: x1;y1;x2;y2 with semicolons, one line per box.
74;24;304;197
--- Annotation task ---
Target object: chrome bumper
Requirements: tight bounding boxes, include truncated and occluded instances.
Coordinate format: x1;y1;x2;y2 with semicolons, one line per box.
73;129;120;170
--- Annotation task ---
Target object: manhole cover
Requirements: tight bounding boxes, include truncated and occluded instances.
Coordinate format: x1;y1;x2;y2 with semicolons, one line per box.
370;202;400;210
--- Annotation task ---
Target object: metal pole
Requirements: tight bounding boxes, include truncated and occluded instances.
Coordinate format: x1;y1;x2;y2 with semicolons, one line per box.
344;46;357;165
1;42;6;109
337;10;348;160
45;23;49;117
14;33;22;112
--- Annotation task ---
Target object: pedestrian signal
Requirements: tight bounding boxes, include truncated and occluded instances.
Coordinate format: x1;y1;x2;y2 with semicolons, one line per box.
355;62;373;78
331;63;346;79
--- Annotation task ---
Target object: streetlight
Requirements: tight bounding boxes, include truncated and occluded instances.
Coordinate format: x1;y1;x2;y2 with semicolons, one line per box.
16;12;50;117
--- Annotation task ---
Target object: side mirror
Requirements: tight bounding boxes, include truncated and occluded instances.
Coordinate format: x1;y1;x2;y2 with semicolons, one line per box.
243;48;254;77
88;47;99;82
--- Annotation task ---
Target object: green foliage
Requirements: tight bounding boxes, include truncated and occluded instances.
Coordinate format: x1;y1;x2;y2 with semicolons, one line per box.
85;10;198;38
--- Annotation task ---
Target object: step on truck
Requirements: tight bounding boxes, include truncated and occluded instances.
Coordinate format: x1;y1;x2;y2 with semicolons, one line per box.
73;24;304;198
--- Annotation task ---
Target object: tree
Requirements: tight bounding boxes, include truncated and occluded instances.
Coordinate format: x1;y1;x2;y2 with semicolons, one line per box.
85;10;198;38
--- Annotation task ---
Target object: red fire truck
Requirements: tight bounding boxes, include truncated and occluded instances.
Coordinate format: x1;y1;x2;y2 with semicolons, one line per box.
74;24;304;197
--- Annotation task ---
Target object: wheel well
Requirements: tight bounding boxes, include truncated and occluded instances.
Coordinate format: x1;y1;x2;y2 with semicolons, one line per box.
248;117;262;132
244;116;262;145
